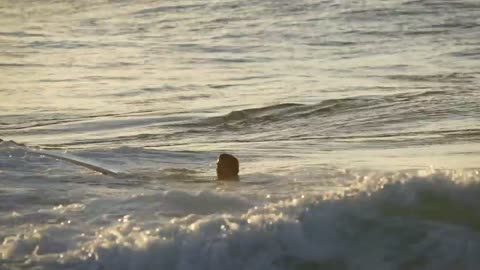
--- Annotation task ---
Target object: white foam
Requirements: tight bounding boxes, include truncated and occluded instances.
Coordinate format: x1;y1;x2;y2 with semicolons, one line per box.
3;171;480;270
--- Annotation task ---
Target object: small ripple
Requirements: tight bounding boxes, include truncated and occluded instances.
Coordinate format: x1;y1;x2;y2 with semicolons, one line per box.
0;31;48;38
0;63;45;67
385;73;477;83
133;3;206;15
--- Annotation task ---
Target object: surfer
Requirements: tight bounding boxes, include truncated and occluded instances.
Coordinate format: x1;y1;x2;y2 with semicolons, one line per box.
3;138;238;179
216;153;239;181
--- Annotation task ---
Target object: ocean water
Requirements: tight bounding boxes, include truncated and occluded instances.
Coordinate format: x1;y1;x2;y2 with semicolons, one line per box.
1;0;480;269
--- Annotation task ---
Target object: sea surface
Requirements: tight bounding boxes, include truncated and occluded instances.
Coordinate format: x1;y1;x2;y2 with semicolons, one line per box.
1;0;480;269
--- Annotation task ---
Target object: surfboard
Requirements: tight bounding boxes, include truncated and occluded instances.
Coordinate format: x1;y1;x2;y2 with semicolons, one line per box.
27;149;119;176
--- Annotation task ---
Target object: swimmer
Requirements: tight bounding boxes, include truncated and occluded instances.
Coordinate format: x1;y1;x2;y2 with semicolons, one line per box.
216;153;239;181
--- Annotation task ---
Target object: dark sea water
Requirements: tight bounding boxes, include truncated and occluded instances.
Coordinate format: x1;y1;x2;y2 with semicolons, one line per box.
1;0;480;269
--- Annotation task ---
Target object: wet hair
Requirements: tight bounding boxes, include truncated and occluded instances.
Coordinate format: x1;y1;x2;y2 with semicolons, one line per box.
217;153;239;180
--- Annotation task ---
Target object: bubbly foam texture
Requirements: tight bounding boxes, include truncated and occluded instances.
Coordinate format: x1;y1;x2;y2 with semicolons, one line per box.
2;170;480;270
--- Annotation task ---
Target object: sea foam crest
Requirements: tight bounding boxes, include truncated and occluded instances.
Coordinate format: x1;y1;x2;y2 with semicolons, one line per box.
3;170;477;270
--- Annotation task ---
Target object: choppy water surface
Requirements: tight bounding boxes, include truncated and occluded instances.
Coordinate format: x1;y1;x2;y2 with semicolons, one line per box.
1;0;480;269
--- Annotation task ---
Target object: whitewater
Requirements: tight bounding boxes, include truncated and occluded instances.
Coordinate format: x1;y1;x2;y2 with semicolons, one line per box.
1;0;479;269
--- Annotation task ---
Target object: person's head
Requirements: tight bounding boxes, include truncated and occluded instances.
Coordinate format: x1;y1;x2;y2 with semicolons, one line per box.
216;153;239;180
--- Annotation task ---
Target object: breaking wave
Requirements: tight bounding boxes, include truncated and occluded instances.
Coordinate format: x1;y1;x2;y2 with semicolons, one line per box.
2;170;480;270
